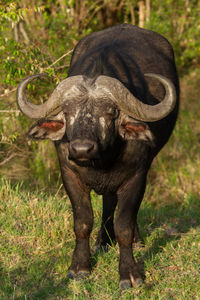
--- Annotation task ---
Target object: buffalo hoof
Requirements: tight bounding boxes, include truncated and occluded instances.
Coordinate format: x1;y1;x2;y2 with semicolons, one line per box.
134;278;143;286
68;270;76;279
119;277;143;290
76;270;90;281
119;280;132;290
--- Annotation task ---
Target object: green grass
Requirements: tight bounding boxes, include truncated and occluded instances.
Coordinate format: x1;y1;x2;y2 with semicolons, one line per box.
0;180;200;299
0;70;200;299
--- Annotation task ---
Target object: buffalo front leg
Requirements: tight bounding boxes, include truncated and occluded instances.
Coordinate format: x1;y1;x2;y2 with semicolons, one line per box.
60;165;93;280
115;171;147;289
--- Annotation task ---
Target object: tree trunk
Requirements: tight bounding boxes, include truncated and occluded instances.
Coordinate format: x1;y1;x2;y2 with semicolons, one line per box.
19;21;30;44
58;0;66;11
138;0;145;28
129;0;136;25
145;0;150;22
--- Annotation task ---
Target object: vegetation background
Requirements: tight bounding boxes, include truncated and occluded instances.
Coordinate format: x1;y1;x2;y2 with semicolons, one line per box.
0;0;200;299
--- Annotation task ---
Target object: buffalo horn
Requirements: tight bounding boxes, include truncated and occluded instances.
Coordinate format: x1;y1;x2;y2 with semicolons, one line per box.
16;74;62;119
17;73;176;122
16;74;86;119
95;73;176;122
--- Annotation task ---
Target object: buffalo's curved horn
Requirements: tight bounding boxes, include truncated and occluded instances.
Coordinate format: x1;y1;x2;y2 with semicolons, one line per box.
95;73;176;122
16;73;61;119
16;74;86;119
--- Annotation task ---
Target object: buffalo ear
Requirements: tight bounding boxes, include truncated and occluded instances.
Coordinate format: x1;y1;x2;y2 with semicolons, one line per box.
119;116;154;144
27;112;66;141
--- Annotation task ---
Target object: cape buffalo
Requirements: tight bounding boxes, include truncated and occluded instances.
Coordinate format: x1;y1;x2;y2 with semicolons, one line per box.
17;24;179;289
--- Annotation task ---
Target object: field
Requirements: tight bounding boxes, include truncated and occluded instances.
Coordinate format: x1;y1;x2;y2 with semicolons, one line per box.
0;69;200;299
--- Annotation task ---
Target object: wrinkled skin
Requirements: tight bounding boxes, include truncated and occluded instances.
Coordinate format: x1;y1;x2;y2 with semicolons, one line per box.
25;24;179;289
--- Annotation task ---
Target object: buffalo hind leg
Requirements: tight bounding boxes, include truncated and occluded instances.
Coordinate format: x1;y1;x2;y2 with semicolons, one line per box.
115;171;147;289
133;222;144;246
59;164;93;280
95;193;118;251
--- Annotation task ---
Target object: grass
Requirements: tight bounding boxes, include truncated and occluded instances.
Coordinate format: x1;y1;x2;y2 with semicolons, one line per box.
0;180;200;299
0;69;200;299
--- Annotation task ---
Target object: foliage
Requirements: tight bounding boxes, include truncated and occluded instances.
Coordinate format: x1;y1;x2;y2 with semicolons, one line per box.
0;0;199;89
147;0;200;73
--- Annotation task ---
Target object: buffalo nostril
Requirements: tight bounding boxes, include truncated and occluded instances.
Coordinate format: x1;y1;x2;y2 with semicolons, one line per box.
71;142;94;154
69;139;97;160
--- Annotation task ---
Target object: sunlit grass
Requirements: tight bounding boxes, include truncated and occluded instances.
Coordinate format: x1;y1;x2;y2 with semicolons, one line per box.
1;178;199;299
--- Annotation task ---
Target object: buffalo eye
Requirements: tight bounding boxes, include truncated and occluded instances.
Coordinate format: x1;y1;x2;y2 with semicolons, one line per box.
104;108;119;119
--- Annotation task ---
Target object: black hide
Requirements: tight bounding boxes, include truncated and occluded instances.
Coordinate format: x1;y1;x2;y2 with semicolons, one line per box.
28;24;180;289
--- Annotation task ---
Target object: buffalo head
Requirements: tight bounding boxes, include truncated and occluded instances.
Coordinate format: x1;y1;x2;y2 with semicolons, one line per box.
17;73;176;164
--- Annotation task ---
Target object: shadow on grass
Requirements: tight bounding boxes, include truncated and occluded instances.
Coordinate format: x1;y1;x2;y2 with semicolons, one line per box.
1;179;199;298
0;253;72;299
135;193;200;283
